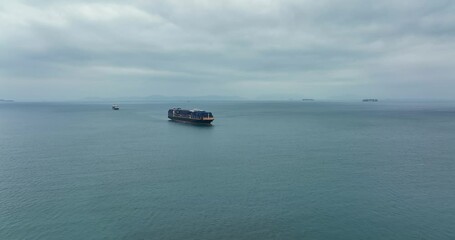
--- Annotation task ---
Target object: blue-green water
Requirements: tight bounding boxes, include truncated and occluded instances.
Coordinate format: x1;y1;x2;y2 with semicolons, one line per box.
1;101;454;239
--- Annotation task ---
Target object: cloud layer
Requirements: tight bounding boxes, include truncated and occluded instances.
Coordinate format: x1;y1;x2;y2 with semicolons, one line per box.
1;0;454;100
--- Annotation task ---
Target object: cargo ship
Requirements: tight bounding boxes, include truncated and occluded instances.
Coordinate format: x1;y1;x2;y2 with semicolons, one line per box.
168;108;214;124
362;99;378;102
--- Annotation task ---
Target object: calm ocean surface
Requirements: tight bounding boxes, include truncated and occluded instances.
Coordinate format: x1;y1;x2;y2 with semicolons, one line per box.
1;101;454;240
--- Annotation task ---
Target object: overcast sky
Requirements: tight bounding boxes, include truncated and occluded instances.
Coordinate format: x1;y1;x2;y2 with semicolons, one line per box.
1;0;454;100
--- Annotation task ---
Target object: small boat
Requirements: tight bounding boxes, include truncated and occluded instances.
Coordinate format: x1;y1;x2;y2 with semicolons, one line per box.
112;105;120;110
168;108;214;124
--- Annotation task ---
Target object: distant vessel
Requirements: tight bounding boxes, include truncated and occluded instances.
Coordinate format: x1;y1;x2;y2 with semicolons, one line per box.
112;105;120;110
168;108;214;124
362;99;378;102
302;99;315;101
0;99;14;103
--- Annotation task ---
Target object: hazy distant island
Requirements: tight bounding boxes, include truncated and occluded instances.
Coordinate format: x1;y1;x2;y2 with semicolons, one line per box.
83;95;245;102
0;99;14;103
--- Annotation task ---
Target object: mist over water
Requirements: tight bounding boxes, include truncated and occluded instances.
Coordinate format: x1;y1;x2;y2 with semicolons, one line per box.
1;101;454;239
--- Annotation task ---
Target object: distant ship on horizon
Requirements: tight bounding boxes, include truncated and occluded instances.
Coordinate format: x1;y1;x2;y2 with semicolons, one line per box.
362;99;378;102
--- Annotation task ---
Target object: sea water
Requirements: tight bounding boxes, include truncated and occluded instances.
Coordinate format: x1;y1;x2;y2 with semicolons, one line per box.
1;101;454;239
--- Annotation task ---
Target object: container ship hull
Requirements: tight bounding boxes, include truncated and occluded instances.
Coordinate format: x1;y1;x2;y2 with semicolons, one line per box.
168;116;213;124
168;108;214;124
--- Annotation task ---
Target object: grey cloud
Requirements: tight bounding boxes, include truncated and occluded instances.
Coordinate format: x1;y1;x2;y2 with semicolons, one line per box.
0;0;454;100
